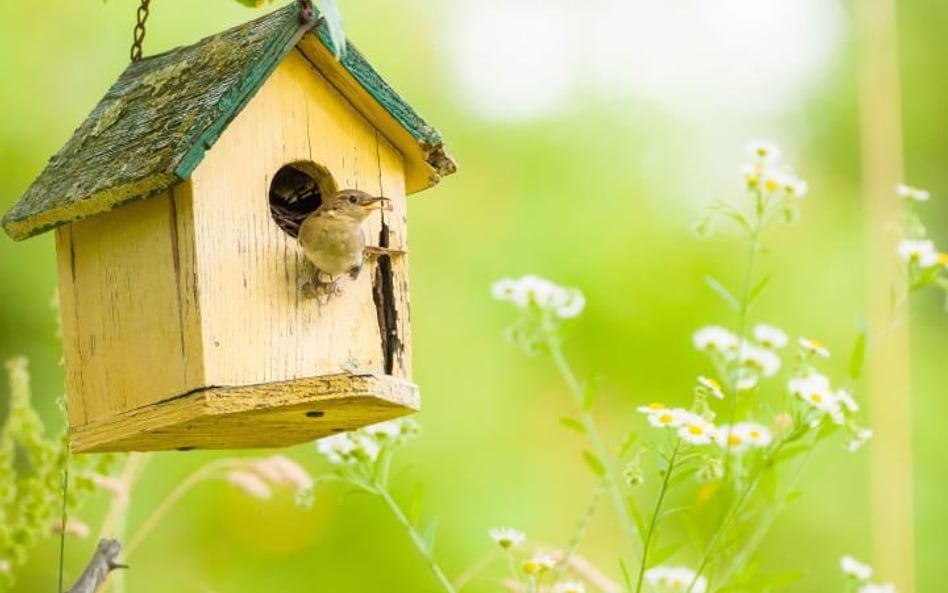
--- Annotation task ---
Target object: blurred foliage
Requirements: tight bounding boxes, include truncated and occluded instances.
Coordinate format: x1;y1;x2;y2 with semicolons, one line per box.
0;0;945;592
0;359;111;591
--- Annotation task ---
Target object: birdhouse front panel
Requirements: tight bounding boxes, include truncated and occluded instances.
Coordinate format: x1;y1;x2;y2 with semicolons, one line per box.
3;3;455;453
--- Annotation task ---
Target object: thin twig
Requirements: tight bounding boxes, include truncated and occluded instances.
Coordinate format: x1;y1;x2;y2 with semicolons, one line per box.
66;539;127;593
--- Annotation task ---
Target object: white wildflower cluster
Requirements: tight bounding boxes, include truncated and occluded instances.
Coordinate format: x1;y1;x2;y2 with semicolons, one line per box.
492;275;586;319
742;141;809;198
840;556;898;593
894;183;948;279
644;565;707;593
637;404;717;446
896;183;930;202
693;323;788;391
786;347;871;451
716;422;773;453
226;454;314;500
521;553;557;575
317;418;420;466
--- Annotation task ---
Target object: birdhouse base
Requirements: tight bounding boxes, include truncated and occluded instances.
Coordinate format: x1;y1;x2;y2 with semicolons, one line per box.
70;373;419;453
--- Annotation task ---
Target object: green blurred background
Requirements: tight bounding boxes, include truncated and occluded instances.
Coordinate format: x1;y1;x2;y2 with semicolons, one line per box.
1;0;945;591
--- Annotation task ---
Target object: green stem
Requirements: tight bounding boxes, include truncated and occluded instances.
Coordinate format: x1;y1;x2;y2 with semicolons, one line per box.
376;483;457;593
634;440;682;593
547;336;641;554
555;478;607;581
688;440;787;593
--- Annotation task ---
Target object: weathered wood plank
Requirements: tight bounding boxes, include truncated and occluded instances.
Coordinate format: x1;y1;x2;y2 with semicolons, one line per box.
71;374;419;452
56;189;203;427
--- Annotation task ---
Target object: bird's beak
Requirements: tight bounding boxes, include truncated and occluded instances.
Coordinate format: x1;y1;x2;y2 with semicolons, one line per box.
360;196;392;212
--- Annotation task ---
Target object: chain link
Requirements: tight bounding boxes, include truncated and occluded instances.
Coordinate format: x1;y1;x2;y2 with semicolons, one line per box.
129;0;151;62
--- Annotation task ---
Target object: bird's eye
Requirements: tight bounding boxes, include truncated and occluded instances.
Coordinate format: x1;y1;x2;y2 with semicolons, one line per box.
348;195;358;204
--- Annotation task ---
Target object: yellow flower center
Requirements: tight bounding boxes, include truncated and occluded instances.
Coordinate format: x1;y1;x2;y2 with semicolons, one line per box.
810;393;823;404
939;253;948;266
727;434;742;446
749;430;760;439
765;178;780;192
688;425;704;436
658;413;674;424
648;403;665;410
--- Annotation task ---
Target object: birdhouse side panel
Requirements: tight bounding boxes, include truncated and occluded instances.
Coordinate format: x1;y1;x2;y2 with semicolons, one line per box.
188;50;411;390
54;188;204;428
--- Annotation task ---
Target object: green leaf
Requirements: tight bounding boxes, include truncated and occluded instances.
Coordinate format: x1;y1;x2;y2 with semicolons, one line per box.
771;443;809;464
618;431;640;458
747;274;771;307
848;324;867;381
407;482;425;526
559;417;586;434
626;495;647;537
582;451;606;479
421;517;439;553
705;275;742;312
647;542;682;568
318;0;347;59
619;559;634;591
581;383;597;412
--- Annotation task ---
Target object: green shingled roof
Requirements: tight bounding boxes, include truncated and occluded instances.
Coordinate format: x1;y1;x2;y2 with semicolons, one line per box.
2;2;455;241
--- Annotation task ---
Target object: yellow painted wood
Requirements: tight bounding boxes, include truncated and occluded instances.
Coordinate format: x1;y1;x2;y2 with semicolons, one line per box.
295;38;442;194
54;190;203;428
71;374;419;453
190;49;411;389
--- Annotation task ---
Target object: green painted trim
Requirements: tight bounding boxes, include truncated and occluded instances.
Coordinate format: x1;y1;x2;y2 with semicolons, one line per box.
174;5;308;180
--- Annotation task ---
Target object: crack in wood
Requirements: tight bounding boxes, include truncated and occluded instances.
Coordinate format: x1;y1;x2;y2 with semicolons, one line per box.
372;220;402;375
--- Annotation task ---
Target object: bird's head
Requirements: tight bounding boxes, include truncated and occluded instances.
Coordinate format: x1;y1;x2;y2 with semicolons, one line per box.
318;189;390;223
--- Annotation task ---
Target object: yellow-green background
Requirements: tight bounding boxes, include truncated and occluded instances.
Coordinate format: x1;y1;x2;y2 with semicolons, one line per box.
0;1;944;591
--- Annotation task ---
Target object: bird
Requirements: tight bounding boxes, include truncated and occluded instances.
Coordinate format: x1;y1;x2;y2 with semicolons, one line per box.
297;188;390;298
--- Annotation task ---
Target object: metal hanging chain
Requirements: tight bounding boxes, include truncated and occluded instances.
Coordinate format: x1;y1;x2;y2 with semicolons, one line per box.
130;0;151;62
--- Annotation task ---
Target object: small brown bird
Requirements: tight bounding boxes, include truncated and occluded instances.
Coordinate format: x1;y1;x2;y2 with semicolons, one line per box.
297;188;389;297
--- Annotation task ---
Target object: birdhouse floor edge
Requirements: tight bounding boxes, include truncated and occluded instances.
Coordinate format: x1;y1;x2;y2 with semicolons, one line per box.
70;373;419;453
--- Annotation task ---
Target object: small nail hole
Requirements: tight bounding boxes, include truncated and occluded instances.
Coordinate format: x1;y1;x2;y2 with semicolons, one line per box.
305;410;325;418
331;427;345;432
177;446;196;451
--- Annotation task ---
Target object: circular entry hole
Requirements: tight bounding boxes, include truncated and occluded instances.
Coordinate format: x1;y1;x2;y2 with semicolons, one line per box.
268;161;337;239
305;410;325;418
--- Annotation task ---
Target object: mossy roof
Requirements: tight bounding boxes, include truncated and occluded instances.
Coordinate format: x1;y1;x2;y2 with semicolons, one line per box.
2;2;456;241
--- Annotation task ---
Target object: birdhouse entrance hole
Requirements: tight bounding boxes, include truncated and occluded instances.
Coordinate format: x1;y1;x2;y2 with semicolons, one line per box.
268;161;336;238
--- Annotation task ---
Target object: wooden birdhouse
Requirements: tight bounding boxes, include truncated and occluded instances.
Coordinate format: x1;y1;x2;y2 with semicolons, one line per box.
1;3;456;453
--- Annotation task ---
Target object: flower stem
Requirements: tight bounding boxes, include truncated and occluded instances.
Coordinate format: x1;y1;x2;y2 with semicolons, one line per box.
634;440;681;593
555;478;607;581
547;336;641;554
375;482;457;593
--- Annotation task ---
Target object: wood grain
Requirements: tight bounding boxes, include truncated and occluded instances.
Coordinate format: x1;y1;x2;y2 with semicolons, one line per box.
71;374;419;453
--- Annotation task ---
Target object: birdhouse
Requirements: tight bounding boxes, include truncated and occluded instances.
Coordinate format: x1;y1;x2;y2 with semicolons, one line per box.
1;3;456;453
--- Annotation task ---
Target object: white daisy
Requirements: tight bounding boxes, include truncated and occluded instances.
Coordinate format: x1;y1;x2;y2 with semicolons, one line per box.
841;555;873;581
858;584;897;593
897;239;939;268
552;581;586;593
738;342;782;377
836;389;859;413
488;527;525;549
736;370;760;391
736;422;773;447
697;376;725;399
783;174;809;198
799;336;831;358
789;373;843;423
896;183;930;202
715;424;749;453
644;565;707;593
522;553;557;575
846;427;873;452
645;407;688;429
551;287;586;319
693;326;739;354
753;323;788;349
747;140;781;164
677;412;717;445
